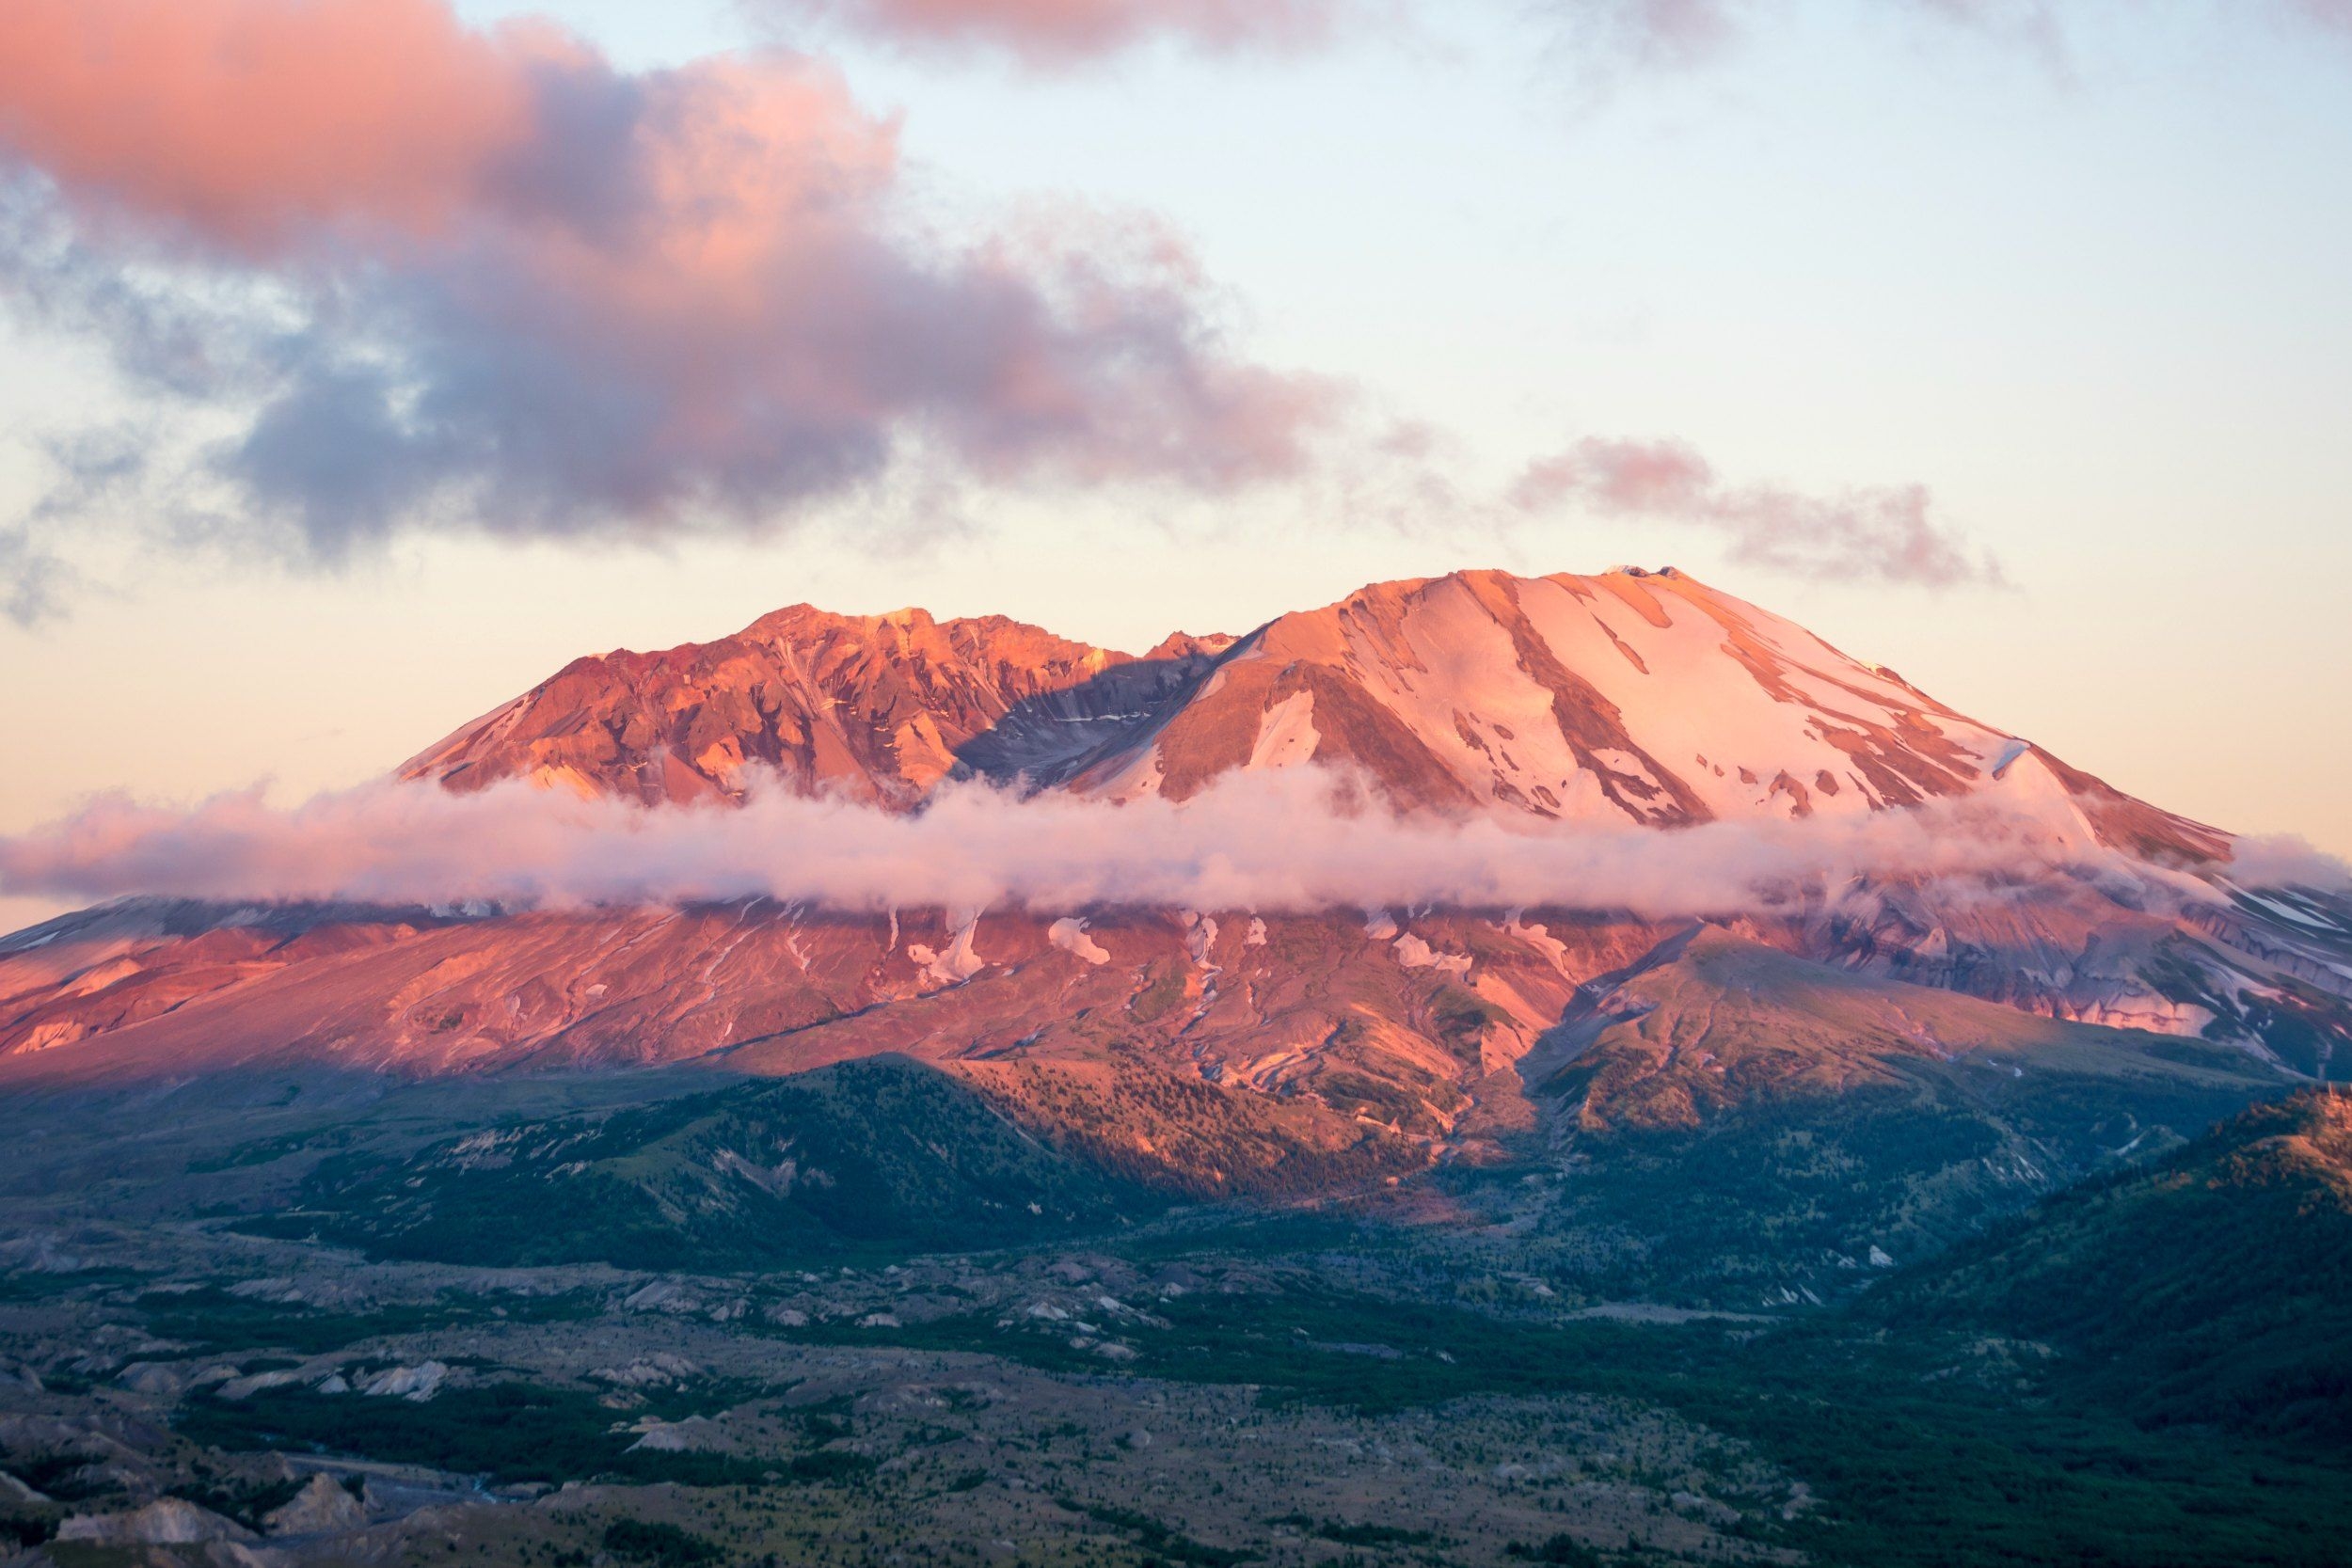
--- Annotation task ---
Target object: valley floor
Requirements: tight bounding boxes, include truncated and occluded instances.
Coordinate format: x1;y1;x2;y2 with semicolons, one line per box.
4;1184;2348;1568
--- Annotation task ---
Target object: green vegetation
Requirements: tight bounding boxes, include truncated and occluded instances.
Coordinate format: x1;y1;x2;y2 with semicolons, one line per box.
1881;1087;2352;1444
1126;966;1190;1023
1503;1537;1611;1566
8;1450;123;1502
1274;1514;1436;1548
787;1285;2352;1568
1432;984;1508;1053
0;1515;52;1551
176;1382;767;1487
601;1519;723;1566
246;1058;1159;1270
170;1475;306;1531
132;1284;598;1354
1072;1501;1252;1567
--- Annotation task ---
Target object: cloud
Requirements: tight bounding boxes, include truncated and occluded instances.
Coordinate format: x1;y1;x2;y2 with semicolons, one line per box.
1508;436;2004;588
0;0;1335;575
1541;0;2348;80
747;0;2352;72
746;0;1353;64
1550;0;1745;74
2212;832;2352;895
0;525;72;627
0;764;2229;924
2291;0;2352;33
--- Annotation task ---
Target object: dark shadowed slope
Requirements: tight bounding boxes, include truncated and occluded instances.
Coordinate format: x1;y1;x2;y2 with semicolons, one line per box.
1875;1087;2352;1444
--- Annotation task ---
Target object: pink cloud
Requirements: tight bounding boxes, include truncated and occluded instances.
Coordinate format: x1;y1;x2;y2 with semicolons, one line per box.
1509;436;2003;589
0;0;568;256
0;0;1336;562
2291;0;2352;31
750;0;1350;63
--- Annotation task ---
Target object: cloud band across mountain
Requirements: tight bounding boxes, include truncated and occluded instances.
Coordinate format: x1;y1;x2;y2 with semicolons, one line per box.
0;766;2298;923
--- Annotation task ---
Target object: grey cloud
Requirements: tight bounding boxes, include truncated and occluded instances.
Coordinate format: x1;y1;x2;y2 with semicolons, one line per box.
1509;436;2005;589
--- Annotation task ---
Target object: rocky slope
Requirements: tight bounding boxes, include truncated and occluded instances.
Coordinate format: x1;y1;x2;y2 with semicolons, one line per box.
399;604;1226;807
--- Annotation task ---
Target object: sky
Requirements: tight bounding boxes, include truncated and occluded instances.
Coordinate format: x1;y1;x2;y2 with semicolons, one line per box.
1;0;2348;933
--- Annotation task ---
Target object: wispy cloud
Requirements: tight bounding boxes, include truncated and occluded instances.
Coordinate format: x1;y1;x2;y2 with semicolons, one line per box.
743;0;1356;64
0;524;72;627
1539;0;2346;80
1508;436;2004;589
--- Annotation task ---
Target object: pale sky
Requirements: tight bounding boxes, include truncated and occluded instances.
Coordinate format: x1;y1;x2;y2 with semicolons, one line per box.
2;0;2347;934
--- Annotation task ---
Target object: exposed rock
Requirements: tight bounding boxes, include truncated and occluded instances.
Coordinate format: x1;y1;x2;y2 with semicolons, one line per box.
215;1369;310;1401
360;1361;447;1401
262;1474;368;1537
590;1354;699;1387
625;1416;725;1454
400;602;1145;808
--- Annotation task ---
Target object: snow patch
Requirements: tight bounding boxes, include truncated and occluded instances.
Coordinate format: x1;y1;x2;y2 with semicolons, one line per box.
907;911;986;984
1048;917;1110;966
1392;932;1472;976
1248;689;1321;769
1183;911;1219;968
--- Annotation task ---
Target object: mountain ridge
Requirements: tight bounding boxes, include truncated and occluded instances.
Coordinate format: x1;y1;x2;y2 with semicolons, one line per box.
397;566;2230;865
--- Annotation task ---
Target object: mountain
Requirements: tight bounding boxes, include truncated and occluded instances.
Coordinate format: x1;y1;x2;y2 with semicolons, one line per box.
2;566;2347;1278
401;567;2227;861
1069;567;2220;864
1876;1088;2352;1444
399;602;1228;807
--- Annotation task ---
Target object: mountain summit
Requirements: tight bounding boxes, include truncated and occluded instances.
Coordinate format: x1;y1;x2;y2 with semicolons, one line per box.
404;566;2224;862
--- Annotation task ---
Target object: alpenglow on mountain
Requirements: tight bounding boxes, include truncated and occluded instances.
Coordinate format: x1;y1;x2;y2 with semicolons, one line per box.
398;565;2221;862
3;566;2346;1273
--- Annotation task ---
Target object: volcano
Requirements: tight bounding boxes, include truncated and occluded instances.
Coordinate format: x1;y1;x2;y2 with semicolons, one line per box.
2;567;2346;1275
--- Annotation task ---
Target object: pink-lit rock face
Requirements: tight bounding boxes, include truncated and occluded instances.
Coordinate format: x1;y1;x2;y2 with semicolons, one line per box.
403;566;2228;864
398;604;1181;807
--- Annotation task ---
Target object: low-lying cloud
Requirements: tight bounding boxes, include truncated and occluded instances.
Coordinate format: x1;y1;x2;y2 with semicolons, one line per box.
1510;436;2004;589
0;766;2286;927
